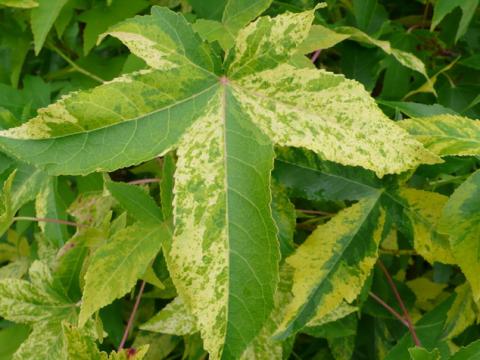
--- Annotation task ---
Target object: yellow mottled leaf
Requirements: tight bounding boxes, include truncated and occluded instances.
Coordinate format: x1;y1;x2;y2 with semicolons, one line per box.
400;188;455;265
275;196;384;338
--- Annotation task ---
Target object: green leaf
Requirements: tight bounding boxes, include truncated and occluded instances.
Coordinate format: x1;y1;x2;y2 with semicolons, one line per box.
0;0;37;8
0;164;48;236
54;232;90;301
0;18;31;87
160;153;175;222
0;325;30;359
274;148;382;202
78;222;170;325
30;0;69;54
140;297;198;335
271;179;296;258
399;115;480;157
431;0;479;42
444;283;476;339
438;170;480;300
275;195;385;339
378;101;457;118
106;181;163;224
408;347;441;360
385;295;455;360
450;340;480;359
78;0;150;55
193;0;273;50
35;177;69;247
399;188;455;265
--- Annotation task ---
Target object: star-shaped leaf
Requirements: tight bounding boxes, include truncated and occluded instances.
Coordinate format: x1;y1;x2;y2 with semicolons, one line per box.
0;5;439;359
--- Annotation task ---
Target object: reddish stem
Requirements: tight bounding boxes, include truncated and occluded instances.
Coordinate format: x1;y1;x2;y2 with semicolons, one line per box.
13;216;83;228
296;209;334;216
368;291;409;327
127;178;160;185
378;260;422;347
118;280;147;351
311;49;322;63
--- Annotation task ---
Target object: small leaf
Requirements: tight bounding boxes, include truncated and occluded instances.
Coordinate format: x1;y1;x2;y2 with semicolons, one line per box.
450;340;480;359
106;181;163;224
399;115;480;157
0;267;73;324
408;347;441;360
226;6;319;78
193;0;273;50
79;222;170;325
140;297;198;335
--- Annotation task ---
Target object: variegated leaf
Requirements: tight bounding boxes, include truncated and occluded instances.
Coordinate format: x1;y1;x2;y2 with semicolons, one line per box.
0;64;218;175
193;0;273;50
275;195;385;339
438;170;480;300
140;297;198;335
99;6;220;72
399;115;480;157
399;188;455;265
225;6;319;78
165;89;279;359
234;64;439;176
0;262;74;324
79;222;170;325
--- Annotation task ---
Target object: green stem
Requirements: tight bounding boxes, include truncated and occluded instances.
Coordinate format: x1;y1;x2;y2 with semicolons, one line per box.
47;43;105;84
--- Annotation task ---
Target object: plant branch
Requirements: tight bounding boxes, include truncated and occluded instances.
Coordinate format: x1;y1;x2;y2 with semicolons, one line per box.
13;216;83;228
296;209;334;216
368;291;409;327
47;43;105;84
118;280;146;351
379;247;418;256
311;49;322;64
378;260;421;346
127;178;160;185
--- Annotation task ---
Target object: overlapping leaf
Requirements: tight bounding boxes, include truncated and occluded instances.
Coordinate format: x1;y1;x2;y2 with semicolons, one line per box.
439;170;480;300
399;115;480;157
275;195;385;339
0;5;440;359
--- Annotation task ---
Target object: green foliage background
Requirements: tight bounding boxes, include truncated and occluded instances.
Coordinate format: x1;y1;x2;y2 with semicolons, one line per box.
0;0;479;359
